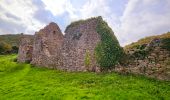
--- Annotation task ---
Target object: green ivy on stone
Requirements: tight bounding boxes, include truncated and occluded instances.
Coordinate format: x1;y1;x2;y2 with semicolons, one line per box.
95;17;123;69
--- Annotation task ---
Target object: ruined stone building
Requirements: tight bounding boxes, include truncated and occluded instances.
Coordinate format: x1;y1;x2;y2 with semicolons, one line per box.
17;16;170;80
17;34;33;63
61;17;101;71
18;17;104;71
31;22;64;68
115;38;170;80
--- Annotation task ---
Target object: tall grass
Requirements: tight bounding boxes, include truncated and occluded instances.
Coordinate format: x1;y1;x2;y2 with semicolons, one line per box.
0;55;170;100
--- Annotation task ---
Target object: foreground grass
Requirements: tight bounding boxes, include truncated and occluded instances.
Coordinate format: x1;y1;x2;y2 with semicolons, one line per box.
0;55;170;100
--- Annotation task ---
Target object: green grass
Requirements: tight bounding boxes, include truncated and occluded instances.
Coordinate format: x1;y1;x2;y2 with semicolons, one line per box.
0;55;170;100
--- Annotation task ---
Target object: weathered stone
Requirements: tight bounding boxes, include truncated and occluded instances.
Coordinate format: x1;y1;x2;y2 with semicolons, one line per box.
151;53;157;57
159;55;164;61
17;17;170;80
31;22;64;68
17;34;33;63
61;17;101;71
118;37;170;80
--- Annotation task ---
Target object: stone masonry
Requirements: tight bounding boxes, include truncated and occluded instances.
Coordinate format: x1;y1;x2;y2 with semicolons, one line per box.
18;17;103;71
61;17;101;71
17;17;170;80
17;34;33;63
115;38;170;80
31;22;64;68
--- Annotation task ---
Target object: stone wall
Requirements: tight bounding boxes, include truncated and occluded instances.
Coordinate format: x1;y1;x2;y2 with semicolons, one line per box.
18;17;103;71
61;17;101;71
17;17;170;80
17;34;33;63
31;22;64;68
115;38;170;80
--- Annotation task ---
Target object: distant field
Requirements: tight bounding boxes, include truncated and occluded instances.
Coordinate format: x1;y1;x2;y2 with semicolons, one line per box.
0;55;170;100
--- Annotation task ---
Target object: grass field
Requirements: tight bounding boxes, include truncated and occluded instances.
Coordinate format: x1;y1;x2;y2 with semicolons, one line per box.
0;55;170;100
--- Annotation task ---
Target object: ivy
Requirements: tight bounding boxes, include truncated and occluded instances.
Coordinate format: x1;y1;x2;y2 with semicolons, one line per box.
95;17;123;69
161;38;170;51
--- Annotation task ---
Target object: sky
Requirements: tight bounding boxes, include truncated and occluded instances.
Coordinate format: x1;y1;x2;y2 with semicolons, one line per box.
0;0;170;46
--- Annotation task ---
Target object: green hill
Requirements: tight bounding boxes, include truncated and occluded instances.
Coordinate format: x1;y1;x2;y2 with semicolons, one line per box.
0;34;33;47
0;34;33;54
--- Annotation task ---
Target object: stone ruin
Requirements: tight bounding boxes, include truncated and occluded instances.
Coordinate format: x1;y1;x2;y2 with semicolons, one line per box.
18;17;103;71
17;16;170;80
31;22;64;68
61;18;101;71
17;34;33;63
115;38;170;80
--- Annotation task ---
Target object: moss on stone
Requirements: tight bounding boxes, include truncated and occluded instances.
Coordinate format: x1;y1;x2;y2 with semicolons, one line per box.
65;16;102;33
84;50;91;68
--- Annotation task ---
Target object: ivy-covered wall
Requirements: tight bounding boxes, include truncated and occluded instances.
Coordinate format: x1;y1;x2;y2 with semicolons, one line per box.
95;17;123;69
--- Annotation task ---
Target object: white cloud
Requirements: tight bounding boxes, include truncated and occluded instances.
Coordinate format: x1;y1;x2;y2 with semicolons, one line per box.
41;0;117;34
0;0;170;47
0;0;45;34
41;0;68;16
118;0;170;46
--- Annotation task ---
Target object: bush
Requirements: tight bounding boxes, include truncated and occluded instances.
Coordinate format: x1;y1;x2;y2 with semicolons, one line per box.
161;38;170;51
12;46;19;53
95;17;123;69
0;41;12;54
133;49;149;59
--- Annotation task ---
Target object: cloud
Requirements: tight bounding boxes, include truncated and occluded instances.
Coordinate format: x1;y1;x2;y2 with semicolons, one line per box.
40;0;118;33
118;0;170;46
0;0;45;34
0;0;170;47
41;0;69;16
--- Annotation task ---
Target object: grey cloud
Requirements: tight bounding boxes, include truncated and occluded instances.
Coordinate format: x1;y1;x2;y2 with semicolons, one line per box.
0;18;26;34
5;13;21;21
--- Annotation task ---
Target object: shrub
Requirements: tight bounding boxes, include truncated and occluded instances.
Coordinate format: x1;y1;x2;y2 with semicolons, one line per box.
0;41;12;54
95;17;123;69
161;38;170;51
12;46;19;53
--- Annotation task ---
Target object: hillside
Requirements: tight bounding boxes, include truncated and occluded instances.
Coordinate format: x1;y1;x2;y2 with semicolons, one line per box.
0;34;33;47
0;55;170;99
0;34;33;54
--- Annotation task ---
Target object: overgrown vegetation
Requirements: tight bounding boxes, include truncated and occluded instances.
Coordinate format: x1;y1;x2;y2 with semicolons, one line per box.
124;32;170;60
65;17;101;32
161;38;170;51
125;32;170;50
0;55;170;99
0;34;33;54
0;41;12;54
95;17;123;69
0;34;21;46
